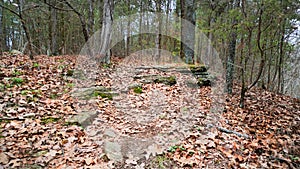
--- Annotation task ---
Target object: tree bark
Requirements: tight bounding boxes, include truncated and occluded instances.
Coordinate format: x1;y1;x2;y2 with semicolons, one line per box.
226;0;238;94
126;0;130;56
0;0;3;53
155;0;162;60
180;0;195;64
88;0;95;37
99;0;114;64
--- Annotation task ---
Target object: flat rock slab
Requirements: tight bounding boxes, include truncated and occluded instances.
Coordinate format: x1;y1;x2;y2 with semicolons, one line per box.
104;141;123;162
66;111;98;128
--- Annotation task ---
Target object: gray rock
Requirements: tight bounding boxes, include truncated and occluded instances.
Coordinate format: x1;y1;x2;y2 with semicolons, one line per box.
104;128;117;138
104;141;123;162
66;111;98;128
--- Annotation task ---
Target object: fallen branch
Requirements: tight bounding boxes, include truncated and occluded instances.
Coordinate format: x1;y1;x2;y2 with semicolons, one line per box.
216;126;249;139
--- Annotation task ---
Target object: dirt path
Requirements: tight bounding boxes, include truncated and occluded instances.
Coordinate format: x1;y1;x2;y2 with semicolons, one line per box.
72;62;224;168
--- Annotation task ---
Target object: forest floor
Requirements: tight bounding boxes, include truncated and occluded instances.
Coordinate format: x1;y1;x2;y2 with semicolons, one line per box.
0;54;299;169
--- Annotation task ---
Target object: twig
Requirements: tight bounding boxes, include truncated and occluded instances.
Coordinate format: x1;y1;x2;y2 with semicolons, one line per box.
0;117;25;121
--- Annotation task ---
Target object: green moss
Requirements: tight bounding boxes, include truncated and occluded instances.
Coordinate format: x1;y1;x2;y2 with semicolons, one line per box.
41;117;60;124
93;91;113;100
197;78;211;87
64;121;81;126
189;65;207;73
154;76;176;86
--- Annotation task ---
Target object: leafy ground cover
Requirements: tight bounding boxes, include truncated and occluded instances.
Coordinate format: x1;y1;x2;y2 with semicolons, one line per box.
0;54;299;168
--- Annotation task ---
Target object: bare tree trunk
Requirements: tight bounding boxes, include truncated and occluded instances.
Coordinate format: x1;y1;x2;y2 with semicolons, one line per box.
247;5;265;90
99;0;114;64
0;0;3;53
163;0;171;50
226;0;239;94
126;0;130;56
180;0;185;60
277;20;285;93
138;1;142;50
18;0;33;58
180;0;195;64
88;0;94;37
49;0;57;55
155;0;162;60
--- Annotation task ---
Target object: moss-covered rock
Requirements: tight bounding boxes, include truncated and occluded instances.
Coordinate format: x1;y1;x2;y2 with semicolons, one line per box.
197;78;211;87
71;86;116;100
93;91;114;100
154;76;176;86
41;117;60;124
189;65;208;73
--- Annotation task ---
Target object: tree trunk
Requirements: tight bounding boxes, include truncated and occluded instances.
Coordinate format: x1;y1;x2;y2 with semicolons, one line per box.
0;0;5;53
155;0;162;60
126;0;130;56
277;19;285;93
99;0;114;64
49;0;58;55
88;0;95;37
226;0;238;94
180;0;195;64
18;0;33;59
180;0;185;60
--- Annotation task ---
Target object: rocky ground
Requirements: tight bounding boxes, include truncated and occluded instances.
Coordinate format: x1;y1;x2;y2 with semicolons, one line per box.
0;54;299;168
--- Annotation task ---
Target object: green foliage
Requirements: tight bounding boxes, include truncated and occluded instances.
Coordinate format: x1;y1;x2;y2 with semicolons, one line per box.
66;83;74;88
156;155;168;169
168;145;186;153
12;69;22;76
58;65;65;70
133;86;143;94
10;77;24;85
50;93;59;99
21;90;42;98
102;63;111;69
58;59;65;63
0;84;5;92
33;63;40;68
66;69;74;76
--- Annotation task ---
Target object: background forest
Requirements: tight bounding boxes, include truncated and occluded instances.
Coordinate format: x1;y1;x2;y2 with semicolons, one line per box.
0;0;299;97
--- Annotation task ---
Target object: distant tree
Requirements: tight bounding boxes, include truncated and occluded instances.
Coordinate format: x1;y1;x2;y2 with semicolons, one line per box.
226;0;239;94
180;0;196;64
99;0;114;64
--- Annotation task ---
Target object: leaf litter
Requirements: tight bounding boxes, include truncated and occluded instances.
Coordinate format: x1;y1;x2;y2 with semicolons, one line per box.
0;53;299;168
